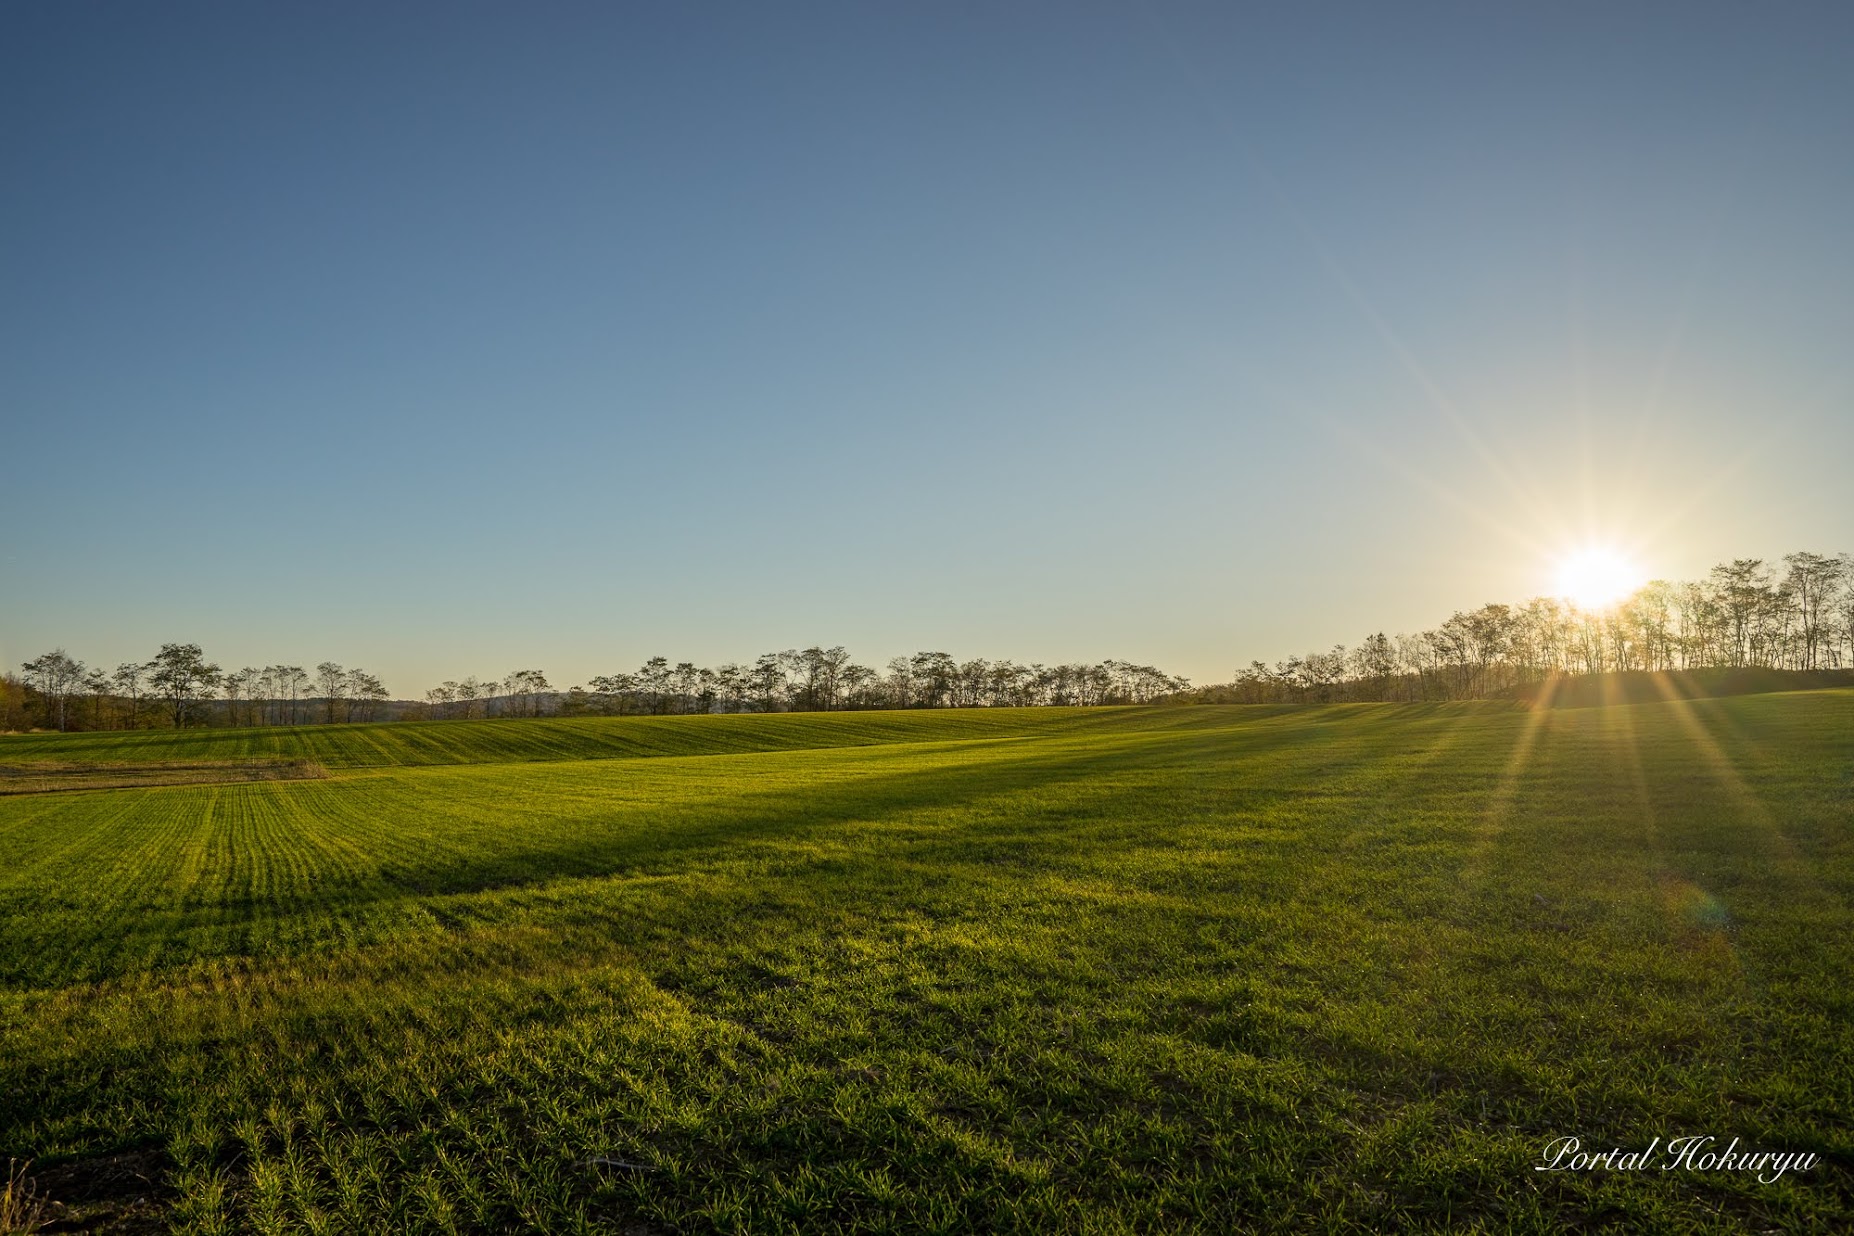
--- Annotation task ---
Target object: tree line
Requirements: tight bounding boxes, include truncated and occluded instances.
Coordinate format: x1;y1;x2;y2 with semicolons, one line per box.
4;644;389;732
1199;550;1854;704
597;649;1188;714
422;650;1187;718
5;641;1186;732
15;552;1842;729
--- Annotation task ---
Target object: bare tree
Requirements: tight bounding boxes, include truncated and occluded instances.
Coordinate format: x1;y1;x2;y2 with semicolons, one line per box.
1838;554;1854;669
148;644;222;728
112;662;147;729
80;667;112;729
279;666;310;725
316;662;346;724
750;653;788;712
21;650;86;731
587;673;633;715
713;664;746;713
909;652;957;708
222;667;251;727
636;657;671;714
1709;560;1775;667
344;670;388;721
672;662;701;714
1781;552;1847;671
503;669;551;717
883;656;915;708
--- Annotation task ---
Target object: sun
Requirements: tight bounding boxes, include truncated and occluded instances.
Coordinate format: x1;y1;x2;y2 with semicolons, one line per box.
1554;546;1645;611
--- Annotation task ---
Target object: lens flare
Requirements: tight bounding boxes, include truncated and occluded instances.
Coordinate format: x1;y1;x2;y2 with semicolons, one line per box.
1554;546;1644;611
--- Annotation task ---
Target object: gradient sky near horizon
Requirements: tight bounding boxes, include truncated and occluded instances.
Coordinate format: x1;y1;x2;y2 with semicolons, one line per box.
5;2;1852;693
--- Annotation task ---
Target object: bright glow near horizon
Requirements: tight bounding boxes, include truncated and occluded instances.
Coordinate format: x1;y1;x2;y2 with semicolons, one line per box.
1554;547;1646;611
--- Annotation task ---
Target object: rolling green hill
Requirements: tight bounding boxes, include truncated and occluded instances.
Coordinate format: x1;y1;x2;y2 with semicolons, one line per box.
3;694;1851;1232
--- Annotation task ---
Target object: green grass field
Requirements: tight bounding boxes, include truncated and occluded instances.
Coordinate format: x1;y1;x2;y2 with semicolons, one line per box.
3;696;1851;1233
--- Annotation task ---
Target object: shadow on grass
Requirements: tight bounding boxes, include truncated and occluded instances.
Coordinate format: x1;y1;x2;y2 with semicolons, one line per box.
1;704;1528;992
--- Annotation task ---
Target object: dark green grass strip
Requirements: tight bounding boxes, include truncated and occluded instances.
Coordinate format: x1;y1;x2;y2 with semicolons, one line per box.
0;705;1253;769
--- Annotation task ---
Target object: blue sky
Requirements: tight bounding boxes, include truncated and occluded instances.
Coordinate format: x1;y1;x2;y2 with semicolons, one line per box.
5;2;1851;692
